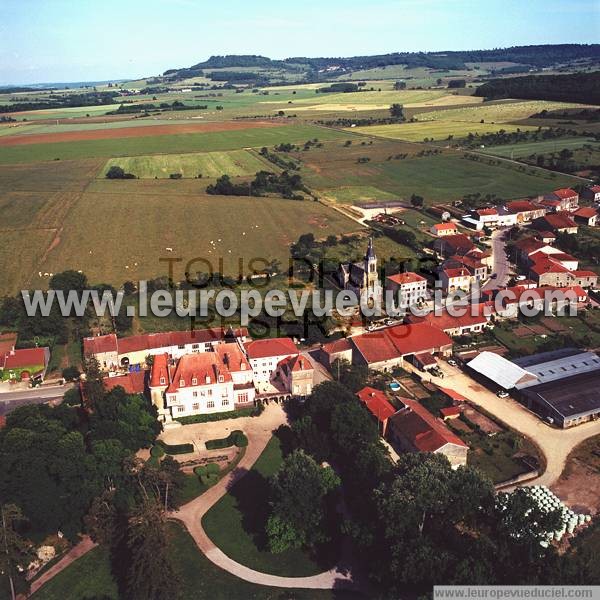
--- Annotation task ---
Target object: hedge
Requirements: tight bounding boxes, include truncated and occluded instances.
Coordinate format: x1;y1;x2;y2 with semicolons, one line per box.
150;444;165;458
205;430;247;450
175;405;262;425
156;440;194;455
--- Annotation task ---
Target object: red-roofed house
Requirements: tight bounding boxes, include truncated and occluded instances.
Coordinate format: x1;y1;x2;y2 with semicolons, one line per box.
582;185;600;203
406;304;491;336
104;371;147;395
275;355;314;399
430;222;458;237
573;206;598;227
438;267;472;295
1;347;50;381
538;188;578;212
357;386;397;436
387;398;468;468
385;272;428;309
433;233;476;257
531;213;578;234
316;338;353;369
350;323;453;371
84;327;248;372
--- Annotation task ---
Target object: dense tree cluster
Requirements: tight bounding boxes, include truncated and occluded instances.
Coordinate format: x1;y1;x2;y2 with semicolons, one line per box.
475;71;600;104
206;170;306;199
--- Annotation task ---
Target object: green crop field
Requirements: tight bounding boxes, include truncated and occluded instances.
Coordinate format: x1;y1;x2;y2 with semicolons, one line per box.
102;149;274;179
36;181;363;289
10;103;123;121
319;185;400;204
353;120;537;142
483;137;600;158
0;124;351;164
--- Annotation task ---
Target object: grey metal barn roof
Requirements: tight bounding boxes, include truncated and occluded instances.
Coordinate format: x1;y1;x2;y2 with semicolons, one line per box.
513;349;600;390
520;370;600;420
467;351;538;390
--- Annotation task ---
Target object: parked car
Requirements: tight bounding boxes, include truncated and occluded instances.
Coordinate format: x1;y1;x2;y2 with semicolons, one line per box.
496;390;509;398
490;273;498;279
447;358;458;367
515;275;526;281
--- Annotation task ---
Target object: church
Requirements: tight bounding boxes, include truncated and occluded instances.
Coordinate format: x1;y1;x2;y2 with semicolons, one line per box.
337;237;381;301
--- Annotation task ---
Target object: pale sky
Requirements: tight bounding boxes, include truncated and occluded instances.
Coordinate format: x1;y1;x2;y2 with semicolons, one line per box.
1;0;599;85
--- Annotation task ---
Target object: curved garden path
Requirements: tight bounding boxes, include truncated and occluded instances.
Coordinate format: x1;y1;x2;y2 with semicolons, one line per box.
171;403;356;589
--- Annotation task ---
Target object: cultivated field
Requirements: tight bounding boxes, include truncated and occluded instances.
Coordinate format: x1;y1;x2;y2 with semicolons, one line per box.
102;149;274;179
0;124;351;164
484;137;600;158
355;120;537;142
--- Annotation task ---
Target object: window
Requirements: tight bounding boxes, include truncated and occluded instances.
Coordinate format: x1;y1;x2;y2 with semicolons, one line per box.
218;375;224;383
179;378;185;386
222;398;230;406
192;403;199;411
178;345;185;350
177;406;185;413
191;377;197;385
192;344;199;349
159;376;166;385
193;391;198;398
207;389;212;396
207;400;215;409
238;392;248;403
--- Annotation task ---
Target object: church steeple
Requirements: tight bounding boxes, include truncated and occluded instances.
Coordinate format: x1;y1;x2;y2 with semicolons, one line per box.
365;236;376;261
364;237;378;291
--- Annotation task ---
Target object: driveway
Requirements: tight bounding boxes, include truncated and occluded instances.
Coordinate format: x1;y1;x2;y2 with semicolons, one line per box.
412;361;600;487
171;403;357;589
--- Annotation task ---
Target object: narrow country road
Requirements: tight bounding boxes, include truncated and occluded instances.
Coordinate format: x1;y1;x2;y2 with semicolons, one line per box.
171;403;356;589
416;362;600;487
0;385;68;416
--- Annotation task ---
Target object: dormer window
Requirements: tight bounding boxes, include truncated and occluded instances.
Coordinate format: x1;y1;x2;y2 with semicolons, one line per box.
205;375;211;384
180;378;185;387
218;375;224;383
241;363;246;370
191;377;197;386
159;376;166;385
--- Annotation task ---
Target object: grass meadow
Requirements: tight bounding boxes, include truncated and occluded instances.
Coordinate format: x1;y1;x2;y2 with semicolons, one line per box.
102;149;275;179
484;137;600;158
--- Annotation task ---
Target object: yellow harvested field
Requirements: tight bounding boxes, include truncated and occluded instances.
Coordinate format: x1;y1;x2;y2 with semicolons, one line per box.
403;94;484;108
416;100;599;123
289;103;391;112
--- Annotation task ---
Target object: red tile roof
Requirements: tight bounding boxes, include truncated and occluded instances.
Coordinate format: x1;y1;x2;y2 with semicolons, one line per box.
104;371;147;394
407;305;489;332
244;337;298;359
529;256;570;275
573;207;598;219
357;386;397;422
166;352;231;393
572;270;598;279
588;185;600;193
443;267;471;279
352;323;453;365
2;347;47;370
436;233;476;255
386;272;426;286
278;354;313;374
440;406;462;418
391;398;468;452
534;213;578;231
321;338;352;355
432;223;457;232
553;188;578;200
83;333;118;356
150;353;171;387
506;200;538;213
215;342;251;372
438;387;469;404
476;208;498;216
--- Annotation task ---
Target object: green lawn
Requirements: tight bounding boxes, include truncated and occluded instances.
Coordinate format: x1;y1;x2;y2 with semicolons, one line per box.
31;523;359;600
102;149;275;179
202;436;333;577
0;124;351;164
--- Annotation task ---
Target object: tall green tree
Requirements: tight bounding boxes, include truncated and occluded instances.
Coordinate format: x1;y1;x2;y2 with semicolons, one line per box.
266;450;340;553
0;504;33;600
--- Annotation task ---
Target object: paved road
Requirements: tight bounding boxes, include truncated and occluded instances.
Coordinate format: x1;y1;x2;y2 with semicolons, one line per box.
171;403;357;590
482;229;511;293
416;361;600;487
0;385;67;416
